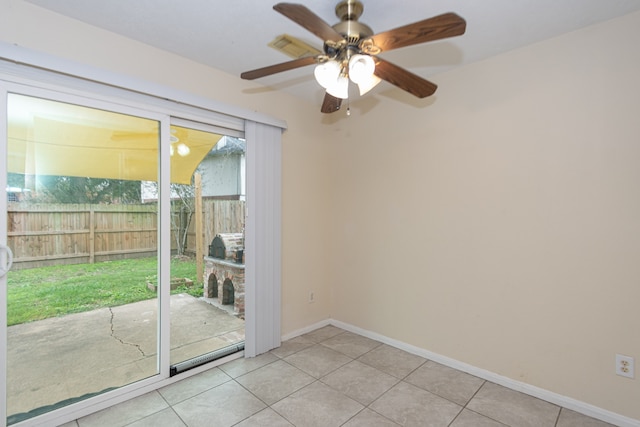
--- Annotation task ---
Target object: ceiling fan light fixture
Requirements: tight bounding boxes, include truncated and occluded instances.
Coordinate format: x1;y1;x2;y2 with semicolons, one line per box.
348;54;375;84
314;60;342;89
326;75;350;99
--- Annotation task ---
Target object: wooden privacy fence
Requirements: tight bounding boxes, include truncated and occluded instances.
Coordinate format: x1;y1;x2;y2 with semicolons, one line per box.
185;199;246;256
7;200;245;270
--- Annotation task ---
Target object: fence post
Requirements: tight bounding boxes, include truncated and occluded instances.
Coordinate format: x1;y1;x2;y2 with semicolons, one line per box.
195;173;203;283
89;206;95;264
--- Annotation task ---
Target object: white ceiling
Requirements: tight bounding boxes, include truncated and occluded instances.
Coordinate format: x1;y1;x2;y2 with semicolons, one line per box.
25;0;640;108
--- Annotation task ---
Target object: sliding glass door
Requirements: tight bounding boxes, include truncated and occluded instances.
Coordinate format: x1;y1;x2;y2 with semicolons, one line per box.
0;84;253;425
0;51;291;423
3;91;167;424
167;123;246;374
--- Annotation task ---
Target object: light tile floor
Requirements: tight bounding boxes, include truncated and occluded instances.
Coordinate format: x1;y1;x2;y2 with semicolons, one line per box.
62;326;615;427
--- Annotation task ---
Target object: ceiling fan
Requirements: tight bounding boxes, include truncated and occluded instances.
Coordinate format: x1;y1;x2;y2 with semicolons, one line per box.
241;1;466;113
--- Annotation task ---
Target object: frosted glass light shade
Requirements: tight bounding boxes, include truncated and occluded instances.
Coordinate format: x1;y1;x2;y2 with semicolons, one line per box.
326;75;350;99
357;74;382;95
314;60;341;89
348;54;375;84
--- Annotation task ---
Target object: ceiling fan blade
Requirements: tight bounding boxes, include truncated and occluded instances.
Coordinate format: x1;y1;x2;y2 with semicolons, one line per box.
374;58;437;98
320;92;342;113
363;12;466;53
241;56;318;80
273;3;344;43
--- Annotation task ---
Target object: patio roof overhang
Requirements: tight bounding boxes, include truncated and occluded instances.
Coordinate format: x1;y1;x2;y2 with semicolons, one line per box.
7;95;222;185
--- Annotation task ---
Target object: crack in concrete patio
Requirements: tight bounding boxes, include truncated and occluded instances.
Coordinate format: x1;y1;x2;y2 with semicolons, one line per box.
108;306;146;357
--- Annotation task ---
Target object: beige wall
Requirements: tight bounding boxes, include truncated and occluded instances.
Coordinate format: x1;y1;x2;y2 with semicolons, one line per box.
0;0;334;333
328;11;640;420
3;0;640;421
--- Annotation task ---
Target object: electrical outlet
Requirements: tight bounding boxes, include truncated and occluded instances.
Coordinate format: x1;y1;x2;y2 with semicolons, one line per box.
309;291;315;303
615;354;635;379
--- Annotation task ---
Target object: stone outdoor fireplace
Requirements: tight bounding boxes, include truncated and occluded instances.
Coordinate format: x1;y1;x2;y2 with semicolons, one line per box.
204;233;244;317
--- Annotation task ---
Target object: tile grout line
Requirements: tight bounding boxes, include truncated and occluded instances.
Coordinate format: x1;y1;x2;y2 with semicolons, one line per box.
313;332;406;427
69;325;620;427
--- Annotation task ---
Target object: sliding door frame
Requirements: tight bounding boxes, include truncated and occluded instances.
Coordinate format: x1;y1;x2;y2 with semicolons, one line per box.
0;47;284;427
1;82;174;426
0;80;8;427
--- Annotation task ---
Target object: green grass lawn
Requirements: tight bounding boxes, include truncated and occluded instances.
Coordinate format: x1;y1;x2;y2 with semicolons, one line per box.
7;256;201;326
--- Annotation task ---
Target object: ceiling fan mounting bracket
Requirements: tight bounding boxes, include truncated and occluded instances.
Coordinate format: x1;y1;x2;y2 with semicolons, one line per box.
359;39;381;55
323;39;347;56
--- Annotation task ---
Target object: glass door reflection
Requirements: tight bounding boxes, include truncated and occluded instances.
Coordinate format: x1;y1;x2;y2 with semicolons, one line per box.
167;125;246;374
5;93;161;424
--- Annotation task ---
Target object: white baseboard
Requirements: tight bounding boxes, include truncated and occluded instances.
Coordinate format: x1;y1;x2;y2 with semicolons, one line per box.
280;318;331;341
284;318;640;427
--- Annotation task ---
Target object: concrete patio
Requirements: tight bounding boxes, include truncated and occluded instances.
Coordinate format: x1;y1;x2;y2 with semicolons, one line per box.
6;294;245;421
